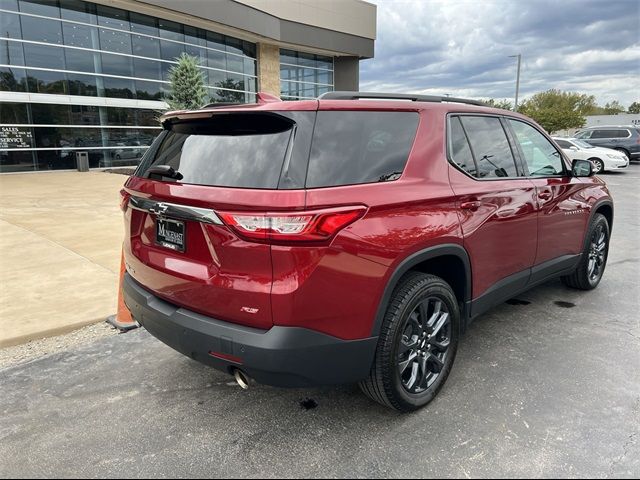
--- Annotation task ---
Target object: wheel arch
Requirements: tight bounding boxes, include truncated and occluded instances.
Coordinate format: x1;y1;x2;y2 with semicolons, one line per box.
371;244;472;337
592;200;614;233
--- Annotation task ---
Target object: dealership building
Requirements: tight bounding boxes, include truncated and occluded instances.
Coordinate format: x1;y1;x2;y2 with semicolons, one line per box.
0;0;376;172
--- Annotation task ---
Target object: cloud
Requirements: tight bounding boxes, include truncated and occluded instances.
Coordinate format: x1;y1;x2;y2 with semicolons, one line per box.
361;0;640;106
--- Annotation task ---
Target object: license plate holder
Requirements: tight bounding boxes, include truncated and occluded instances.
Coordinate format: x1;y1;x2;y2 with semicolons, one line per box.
156;217;185;252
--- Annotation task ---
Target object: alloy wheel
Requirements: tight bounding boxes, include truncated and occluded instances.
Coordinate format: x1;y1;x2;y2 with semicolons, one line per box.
592;159;603;173
397;297;451;394
587;223;607;283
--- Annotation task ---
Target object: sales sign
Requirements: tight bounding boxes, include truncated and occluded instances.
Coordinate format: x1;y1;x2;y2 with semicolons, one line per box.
0;127;34;149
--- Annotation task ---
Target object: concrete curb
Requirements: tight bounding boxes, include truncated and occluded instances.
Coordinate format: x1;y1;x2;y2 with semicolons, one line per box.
0;316;114;349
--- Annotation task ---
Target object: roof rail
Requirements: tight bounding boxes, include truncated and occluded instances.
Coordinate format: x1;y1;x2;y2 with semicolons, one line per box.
319;91;487;107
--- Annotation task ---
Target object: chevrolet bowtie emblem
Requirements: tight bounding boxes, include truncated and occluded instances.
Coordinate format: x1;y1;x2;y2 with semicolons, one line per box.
150;203;169;216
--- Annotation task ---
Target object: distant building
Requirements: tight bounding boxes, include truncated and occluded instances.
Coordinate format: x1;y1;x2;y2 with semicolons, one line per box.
585;113;640;128
0;0;377;172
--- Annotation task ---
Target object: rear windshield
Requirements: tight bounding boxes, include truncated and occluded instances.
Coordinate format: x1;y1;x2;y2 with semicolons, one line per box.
143;113;294;189
305;111;419;188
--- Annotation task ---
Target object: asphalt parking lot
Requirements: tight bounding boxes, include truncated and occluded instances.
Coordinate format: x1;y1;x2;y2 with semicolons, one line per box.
1;166;639;478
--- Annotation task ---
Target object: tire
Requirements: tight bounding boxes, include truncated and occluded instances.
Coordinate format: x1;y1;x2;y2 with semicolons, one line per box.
614;148;630;160
562;213;610;290
589;158;604;173
359;272;460;412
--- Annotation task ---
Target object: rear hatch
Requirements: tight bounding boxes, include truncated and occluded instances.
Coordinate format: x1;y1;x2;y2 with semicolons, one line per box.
122;107;315;330
122;101;421;333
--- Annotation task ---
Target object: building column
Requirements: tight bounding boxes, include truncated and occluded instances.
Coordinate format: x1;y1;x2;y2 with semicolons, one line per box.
334;56;360;91
257;43;281;97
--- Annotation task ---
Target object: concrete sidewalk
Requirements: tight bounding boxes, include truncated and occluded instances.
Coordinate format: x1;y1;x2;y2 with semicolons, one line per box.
0;171;126;347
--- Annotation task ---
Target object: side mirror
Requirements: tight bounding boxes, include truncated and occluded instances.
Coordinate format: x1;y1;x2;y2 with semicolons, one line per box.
569;146;579;151
572;159;594;177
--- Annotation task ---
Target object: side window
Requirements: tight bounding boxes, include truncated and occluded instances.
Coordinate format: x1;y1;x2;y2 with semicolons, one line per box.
555;139;572;149
305;111;419;188
459;116;518;178
575;130;592;139
617;129;631;138
591;129;612;139
448;116;477;176
508;120;564;176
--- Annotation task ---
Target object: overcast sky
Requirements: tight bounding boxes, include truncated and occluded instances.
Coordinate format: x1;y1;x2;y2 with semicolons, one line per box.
361;0;640;107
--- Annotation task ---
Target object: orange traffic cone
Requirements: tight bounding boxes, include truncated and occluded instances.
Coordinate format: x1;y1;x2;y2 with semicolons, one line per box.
106;249;139;331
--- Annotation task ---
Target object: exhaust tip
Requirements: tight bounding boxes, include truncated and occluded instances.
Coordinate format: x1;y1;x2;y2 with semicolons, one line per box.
233;369;250;390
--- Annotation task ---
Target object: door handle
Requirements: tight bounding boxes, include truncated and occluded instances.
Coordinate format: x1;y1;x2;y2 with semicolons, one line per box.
538;191;553;200
460;201;482;211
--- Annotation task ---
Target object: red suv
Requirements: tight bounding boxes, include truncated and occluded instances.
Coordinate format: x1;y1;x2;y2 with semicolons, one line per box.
121;92;613;412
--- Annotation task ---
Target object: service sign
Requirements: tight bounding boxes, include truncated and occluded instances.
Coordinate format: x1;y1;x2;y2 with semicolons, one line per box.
0;126;35;149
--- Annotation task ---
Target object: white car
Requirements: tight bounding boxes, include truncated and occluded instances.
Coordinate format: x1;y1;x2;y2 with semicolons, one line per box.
553;137;629;173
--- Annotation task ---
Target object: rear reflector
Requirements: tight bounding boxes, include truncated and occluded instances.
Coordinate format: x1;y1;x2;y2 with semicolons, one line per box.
218;206;366;244
208;351;243;364
119;189;131;212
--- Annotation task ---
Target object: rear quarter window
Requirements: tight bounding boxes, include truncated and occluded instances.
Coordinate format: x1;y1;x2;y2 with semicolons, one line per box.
617;129;631;138
305;111;419;188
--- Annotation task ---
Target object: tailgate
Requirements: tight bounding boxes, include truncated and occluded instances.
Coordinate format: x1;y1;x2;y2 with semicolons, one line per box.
121;110;313;329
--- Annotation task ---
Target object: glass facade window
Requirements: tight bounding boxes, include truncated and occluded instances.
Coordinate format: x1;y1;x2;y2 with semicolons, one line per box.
132;34;160;59
59;0;96;24
67;72;96;95
280;49;334;99
0;0;258;102
96;4;129;30
22;43;66;69
0;39;26;66
64;47;96;72
26;69;68;94
1;11;23;38
0;0;259;171
62;22;96;48
1;66;28;91
19;0;60;17
0;102;162;172
20;14;64;44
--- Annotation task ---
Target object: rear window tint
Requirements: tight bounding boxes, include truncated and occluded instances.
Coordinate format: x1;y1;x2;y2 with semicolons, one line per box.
305;111;419;188
143;113;295;189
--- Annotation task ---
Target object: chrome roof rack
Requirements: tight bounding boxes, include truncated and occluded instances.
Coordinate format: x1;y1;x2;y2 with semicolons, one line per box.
319;91;487;107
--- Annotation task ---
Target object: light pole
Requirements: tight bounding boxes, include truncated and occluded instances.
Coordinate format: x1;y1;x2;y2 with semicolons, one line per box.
509;54;521;111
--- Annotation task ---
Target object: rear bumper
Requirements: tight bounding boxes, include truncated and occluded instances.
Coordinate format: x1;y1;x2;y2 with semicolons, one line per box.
122;273;378;387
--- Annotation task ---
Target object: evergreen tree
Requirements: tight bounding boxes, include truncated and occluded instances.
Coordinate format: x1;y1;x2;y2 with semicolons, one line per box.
166;53;207;110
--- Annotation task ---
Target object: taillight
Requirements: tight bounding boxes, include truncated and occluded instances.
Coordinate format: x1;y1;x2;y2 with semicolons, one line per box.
218;206;367;244
119;189;131;212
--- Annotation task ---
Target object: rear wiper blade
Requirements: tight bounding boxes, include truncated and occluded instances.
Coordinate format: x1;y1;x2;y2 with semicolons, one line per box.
146;165;183;180
378;171;403;182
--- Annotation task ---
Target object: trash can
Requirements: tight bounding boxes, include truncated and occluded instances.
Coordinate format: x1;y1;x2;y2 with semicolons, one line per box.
76;151;89;172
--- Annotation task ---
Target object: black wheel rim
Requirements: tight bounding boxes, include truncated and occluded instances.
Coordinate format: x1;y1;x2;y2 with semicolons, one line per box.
397;297;451;394
587;224;607;282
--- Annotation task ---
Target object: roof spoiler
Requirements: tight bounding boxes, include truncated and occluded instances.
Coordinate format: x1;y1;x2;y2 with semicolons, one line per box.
200;91;282;110
161;92;283;125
